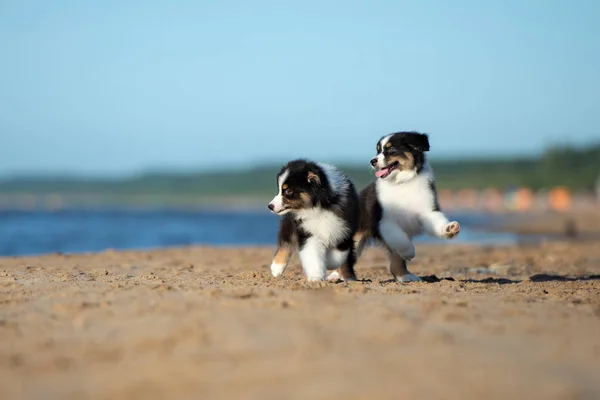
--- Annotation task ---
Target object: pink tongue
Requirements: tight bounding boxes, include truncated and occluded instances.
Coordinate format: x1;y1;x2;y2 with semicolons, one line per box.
375;168;388;178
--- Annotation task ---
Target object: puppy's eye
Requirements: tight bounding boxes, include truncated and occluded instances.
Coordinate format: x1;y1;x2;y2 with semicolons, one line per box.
284;188;294;196
386;148;397;154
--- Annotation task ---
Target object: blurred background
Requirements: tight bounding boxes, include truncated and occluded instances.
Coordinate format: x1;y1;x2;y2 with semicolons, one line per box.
1;0;599;256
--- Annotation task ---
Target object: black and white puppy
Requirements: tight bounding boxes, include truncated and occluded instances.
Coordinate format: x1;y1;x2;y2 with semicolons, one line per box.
354;131;460;282
268;159;359;281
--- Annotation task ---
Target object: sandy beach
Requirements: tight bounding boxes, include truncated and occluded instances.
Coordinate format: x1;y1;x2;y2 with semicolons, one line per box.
2;212;600;400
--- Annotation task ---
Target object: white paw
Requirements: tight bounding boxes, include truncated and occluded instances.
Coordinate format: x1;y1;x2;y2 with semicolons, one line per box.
325;271;358;282
396;273;422;283
270;263;286;278
307;275;326;282
326;271;341;281
443;221;460;239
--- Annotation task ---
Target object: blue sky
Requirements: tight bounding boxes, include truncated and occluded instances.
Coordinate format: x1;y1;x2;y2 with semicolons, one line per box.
1;0;599;176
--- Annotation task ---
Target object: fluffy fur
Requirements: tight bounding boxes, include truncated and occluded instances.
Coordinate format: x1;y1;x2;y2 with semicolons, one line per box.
268;159;360;281
355;131;460;282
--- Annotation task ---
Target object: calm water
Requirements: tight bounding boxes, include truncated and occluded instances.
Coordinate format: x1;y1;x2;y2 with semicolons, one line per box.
0;209;516;257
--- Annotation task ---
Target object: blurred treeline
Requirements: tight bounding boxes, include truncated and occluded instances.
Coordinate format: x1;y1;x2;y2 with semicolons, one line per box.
1;144;599;204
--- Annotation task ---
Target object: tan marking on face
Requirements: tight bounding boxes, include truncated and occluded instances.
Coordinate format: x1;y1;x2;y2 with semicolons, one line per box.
273;246;293;265
385;151;415;171
282;183;288;190
385;142;392;148
299;192;312;206
282;191;313;210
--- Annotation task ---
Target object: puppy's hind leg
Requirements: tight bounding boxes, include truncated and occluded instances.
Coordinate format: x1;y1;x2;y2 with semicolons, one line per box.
338;245;358;282
325;239;358;282
327;232;366;282
353;230;369;260
388;251;421;282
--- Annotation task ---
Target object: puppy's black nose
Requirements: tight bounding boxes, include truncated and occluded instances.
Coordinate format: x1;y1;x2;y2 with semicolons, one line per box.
370;157;378;166
268;204;275;211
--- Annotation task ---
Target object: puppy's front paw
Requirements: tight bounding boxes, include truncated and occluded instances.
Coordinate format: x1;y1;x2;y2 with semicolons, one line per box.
443;221;460;239
326;270;341;281
327;270;358;282
307;275;326;282
270;263;286;278
396;273;422;283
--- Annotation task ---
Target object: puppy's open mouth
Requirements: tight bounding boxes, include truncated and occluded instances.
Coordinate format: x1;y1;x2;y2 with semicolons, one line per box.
273;207;291;215
375;162;399;179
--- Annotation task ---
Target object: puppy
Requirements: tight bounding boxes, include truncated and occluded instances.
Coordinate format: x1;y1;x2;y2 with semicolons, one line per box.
268;159;359;281
354;131;460;282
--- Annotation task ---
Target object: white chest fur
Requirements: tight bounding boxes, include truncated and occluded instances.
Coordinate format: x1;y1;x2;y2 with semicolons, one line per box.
376;170;436;238
296;208;348;248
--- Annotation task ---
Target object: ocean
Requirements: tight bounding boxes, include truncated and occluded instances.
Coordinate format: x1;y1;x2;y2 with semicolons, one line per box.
0;209;515;257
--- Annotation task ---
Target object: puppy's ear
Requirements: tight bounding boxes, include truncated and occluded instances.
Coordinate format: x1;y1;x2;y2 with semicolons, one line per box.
307;171;321;185
403;132;430;152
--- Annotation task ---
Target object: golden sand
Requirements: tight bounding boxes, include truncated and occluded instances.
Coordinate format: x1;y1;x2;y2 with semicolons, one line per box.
2;232;600;399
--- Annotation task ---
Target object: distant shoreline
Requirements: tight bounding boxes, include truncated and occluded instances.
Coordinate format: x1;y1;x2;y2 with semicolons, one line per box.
2;204;598;240
489;209;600;237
